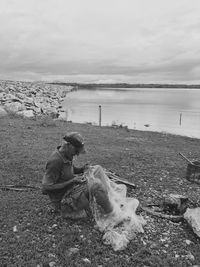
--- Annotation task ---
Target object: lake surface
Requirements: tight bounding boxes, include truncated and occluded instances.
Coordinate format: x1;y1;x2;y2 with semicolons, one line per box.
63;88;200;139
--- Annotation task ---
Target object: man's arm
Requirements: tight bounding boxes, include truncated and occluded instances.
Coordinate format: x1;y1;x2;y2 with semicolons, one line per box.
42;178;76;191
73;163;90;174
42;159;79;192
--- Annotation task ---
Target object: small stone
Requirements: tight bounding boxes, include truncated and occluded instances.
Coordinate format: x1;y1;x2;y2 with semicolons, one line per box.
150;242;157;249
49;262;56;267
48;253;56;258
13;225;17;232
186;253;195;261
52;224;57;228
68;247;79;256
82;258;91;264
185;239;192;245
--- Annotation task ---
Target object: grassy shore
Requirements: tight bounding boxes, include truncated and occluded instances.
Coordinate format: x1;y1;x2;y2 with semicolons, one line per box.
1;115;200;267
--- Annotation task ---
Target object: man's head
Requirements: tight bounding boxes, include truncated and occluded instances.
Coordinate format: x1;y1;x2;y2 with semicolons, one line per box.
63;132;86;156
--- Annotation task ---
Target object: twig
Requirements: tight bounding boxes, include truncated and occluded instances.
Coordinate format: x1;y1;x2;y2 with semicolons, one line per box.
0;184;41;191
179;152;194;165
141;206;183;223
106;170;136;189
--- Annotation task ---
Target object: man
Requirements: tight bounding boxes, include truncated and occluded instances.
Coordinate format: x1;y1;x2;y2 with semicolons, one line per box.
42;132;90;219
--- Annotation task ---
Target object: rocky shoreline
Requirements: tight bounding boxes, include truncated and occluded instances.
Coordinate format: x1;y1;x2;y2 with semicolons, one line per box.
0;80;73;119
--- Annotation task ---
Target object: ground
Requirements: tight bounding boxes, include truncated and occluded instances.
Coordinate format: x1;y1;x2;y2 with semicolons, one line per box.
0;115;200;267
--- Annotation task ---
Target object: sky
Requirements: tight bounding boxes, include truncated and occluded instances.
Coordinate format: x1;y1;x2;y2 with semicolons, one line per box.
0;0;200;83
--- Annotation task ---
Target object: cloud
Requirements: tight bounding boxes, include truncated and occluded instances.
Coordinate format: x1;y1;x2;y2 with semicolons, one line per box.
1;0;200;83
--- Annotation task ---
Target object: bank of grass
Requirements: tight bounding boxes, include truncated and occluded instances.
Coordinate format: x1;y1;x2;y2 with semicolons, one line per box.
0;115;200;267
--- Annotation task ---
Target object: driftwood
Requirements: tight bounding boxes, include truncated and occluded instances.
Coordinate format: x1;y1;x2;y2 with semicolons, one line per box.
106;170;136;189
141;206;183;222
0;184;41;192
179;152;194;165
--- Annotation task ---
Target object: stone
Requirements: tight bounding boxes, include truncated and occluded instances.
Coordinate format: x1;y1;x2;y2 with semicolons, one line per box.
185;239;192;245
49;261;56;267
0;106;7;117
162;194;188;214
57;111;67;120
4;102;25;112
82;258;91;264
68;247;79;256
13;225;17;232
17;110;35;118
184;207;200;237
185;252;195;261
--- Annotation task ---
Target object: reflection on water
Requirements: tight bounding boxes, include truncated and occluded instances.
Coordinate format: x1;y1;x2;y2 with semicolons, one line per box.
63;88;200;139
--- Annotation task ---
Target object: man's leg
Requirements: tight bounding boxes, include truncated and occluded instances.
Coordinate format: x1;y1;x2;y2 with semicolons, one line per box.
61;184;89;219
47;189;66;213
90;182;113;214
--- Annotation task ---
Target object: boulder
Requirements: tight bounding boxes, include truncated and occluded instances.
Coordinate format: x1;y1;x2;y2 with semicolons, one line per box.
0;106;7;117
57;111;67;120
184;207;200;237
17;110;35;118
4;102;25;112
162;194;189;215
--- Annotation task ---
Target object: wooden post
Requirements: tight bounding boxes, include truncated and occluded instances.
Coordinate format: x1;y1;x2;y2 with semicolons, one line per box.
99;105;102;126
179;113;182;125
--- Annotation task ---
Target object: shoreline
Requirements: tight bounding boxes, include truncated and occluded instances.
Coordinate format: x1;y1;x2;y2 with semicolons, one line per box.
0;80;74;119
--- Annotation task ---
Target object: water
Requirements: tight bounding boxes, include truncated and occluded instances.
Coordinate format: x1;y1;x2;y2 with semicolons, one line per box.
63;88;200;139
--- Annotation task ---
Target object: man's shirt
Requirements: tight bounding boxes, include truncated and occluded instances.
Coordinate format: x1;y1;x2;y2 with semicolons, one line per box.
42;147;83;187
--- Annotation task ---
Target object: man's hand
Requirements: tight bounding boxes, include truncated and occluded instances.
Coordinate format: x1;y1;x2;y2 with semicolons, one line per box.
83;163;90;172
73;176;86;184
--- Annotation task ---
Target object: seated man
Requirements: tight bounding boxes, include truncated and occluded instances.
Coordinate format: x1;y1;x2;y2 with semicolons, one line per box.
42;132;90;219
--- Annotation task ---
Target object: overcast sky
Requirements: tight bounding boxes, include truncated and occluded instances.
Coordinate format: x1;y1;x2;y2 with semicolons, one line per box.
0;0;200;83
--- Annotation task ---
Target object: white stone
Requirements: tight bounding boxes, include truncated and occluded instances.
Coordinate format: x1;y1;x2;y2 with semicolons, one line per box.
185;239;192;245
17;110;35;118
57;111;67;120
82;258;91;264
184;207;200;237
24;97;34;105
49;261;56;267
4;102;25;112
0;106;7;117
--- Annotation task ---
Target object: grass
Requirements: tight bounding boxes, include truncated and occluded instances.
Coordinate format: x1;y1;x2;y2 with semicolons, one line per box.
0;115;200;267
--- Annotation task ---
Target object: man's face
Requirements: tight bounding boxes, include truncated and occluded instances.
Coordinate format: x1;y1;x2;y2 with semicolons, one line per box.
74;146;85;156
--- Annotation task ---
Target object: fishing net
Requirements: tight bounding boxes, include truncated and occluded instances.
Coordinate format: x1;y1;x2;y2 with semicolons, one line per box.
85;165;146;251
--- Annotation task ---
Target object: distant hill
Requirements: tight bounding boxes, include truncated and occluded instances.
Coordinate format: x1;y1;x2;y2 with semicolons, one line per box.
49;82;200;89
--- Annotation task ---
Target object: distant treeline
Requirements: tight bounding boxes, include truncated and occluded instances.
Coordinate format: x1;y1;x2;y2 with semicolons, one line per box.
50;82;200;89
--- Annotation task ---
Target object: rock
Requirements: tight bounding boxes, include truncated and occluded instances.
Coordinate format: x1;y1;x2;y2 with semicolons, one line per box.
68;247;79;256
185;252;195;261
49;261;56;267
0;81;73;118
0;106;7;117
4;102;25;112
57;111;67;120
17;110;35;118
185;239;192;245
162;194;188;214
82;258;91;264
13;225;17;232
184;207;200;237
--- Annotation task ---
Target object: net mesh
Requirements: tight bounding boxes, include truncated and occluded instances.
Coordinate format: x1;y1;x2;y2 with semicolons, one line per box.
85;165;146;251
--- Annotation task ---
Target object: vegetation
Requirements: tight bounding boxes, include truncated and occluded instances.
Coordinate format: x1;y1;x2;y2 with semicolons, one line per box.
50;82;200;89
1;115;200;266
